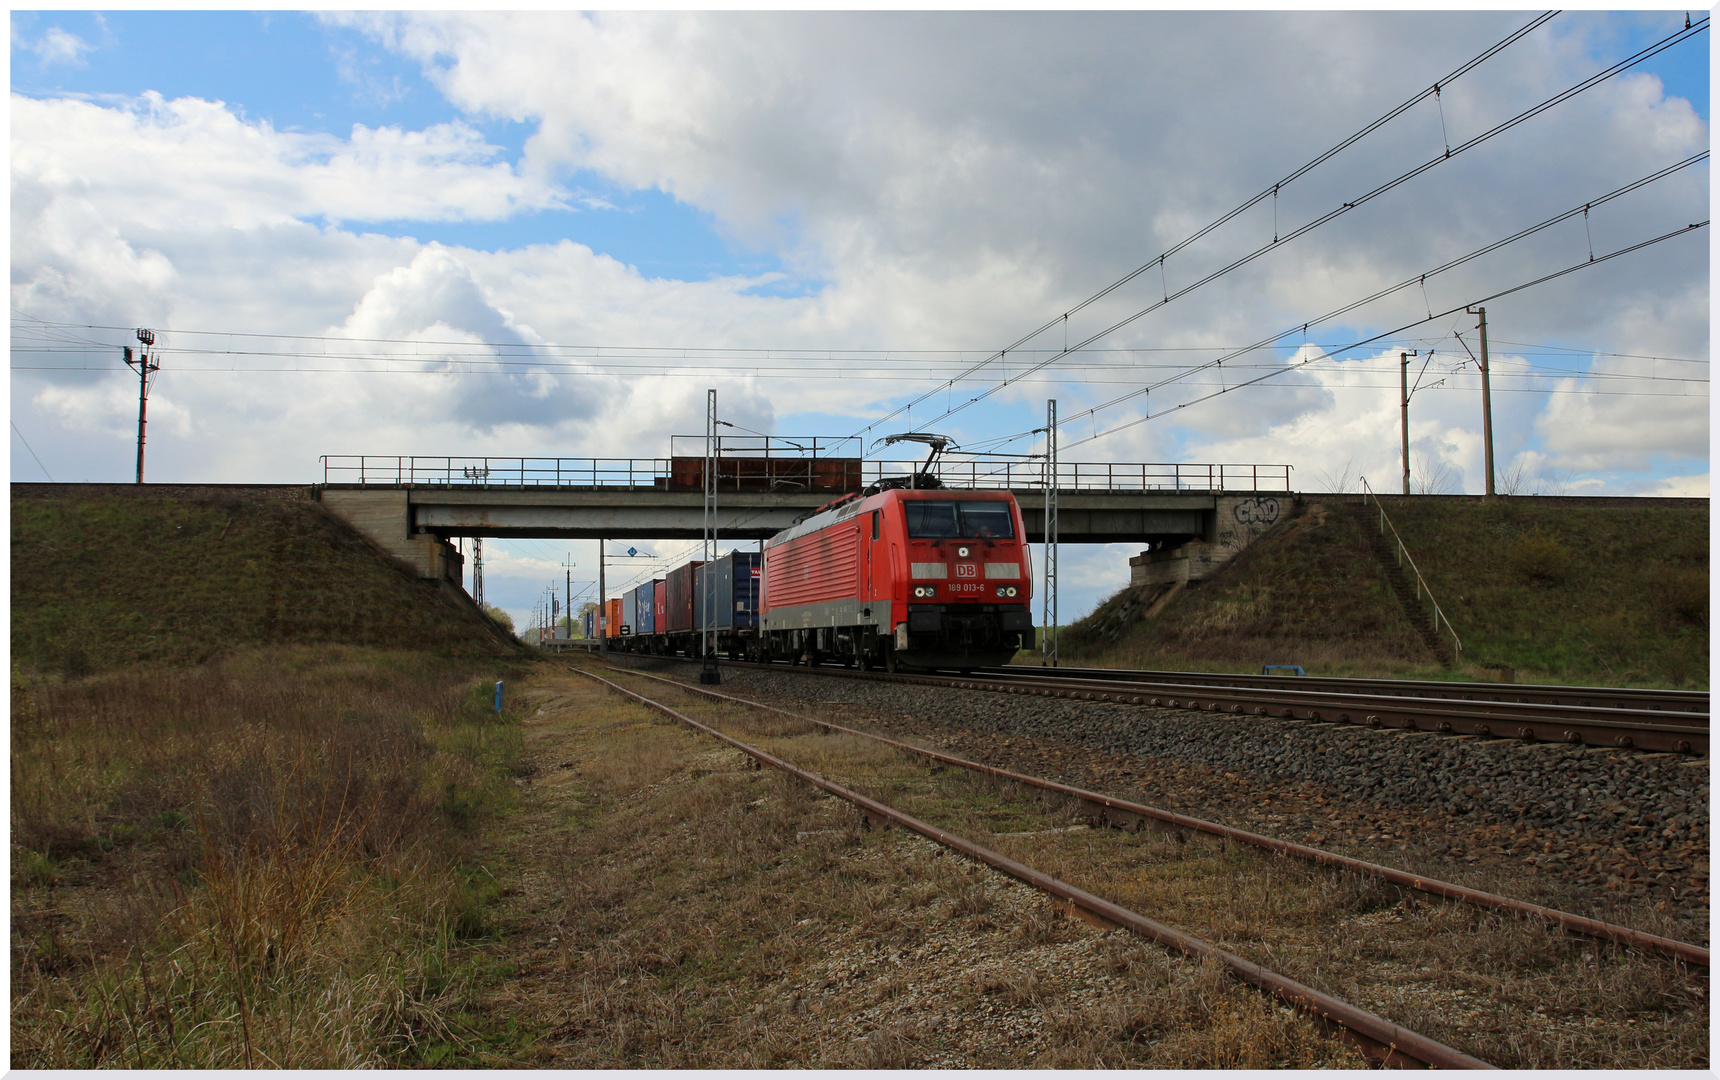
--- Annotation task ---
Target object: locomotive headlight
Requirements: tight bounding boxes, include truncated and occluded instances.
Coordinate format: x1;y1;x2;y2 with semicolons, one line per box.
914;585;935;598
999;586;1017;597
957;546;970;558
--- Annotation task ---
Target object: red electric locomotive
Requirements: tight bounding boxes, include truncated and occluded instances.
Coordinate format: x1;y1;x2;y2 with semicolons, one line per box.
759;488;1033;670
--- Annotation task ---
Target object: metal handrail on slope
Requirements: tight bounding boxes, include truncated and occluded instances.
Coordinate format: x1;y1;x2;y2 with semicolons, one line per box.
1360;478;1464;660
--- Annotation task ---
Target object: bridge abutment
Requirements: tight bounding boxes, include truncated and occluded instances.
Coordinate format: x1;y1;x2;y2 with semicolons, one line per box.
319;488;464;584
1129;493;1291;586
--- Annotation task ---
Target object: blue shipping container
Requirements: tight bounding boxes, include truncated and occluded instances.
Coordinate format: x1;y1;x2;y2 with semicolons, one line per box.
696;551;762;632
634;581;656;635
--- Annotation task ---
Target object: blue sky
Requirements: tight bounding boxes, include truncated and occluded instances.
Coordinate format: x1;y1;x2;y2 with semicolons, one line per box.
10;10;794;282
13;9;1703;287
11;11;1709;629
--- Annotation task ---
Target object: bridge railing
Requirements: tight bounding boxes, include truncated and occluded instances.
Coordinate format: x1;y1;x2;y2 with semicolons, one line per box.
320;455;1292;493
320;456;674;488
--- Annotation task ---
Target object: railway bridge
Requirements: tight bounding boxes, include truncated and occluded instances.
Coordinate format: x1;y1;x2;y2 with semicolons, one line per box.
316;453;1294;584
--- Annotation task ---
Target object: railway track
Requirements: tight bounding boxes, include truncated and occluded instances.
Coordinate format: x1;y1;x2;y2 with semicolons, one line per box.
611;664;1708;968
600;649;1708;756
972;664;1709;715
576;664;1493;1069
577;661;1707;1068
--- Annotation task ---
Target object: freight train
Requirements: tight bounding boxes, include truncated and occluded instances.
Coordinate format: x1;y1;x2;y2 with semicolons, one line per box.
597;488;1032;671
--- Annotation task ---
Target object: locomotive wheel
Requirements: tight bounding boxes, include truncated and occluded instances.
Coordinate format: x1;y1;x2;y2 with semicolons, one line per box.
884;648;899;674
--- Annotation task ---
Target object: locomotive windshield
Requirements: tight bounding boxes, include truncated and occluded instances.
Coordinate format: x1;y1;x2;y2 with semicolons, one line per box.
904;500;1015;539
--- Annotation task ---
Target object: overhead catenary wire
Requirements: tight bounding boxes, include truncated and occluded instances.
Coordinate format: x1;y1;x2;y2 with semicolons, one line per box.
11;421;54;481
856;19;1710;447
849;11;1563;444
1058;220;1709;450
954;154;1709;450
11;327;1706;375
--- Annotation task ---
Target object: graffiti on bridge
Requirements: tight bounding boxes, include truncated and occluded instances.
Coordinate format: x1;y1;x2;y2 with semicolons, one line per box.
1233;496;1281;532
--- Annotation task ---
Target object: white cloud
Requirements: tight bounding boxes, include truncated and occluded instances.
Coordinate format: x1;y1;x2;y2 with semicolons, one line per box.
10;11;1708;520
11;93;570;232
1534;352;1709;471
22;26;92;67
1643;473;1709;497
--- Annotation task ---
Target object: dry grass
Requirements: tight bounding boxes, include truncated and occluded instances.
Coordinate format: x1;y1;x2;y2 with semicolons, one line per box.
11;646;527;1068
884;775;1707;1069
471;664;1363;1067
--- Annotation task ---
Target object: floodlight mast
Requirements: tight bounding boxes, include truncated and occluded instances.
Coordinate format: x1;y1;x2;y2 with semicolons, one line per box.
122;328;160;483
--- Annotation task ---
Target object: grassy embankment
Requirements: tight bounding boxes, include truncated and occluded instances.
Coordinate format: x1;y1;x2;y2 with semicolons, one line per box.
1372;496;1707;688
1051;499;1436;678
11;487;513;675
12;488;533;1067
1052;496;1707;688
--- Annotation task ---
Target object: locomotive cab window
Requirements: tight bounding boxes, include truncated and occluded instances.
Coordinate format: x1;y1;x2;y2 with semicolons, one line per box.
904;500;1016;540
959;501;1015;539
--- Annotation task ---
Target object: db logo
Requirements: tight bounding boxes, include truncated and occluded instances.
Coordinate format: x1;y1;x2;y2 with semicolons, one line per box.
955;564;977;579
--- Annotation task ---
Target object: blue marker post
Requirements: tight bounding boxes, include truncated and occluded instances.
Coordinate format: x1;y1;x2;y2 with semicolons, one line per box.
494;680;504;715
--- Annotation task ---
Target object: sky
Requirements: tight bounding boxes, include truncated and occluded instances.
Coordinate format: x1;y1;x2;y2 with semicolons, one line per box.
10;10;1710;631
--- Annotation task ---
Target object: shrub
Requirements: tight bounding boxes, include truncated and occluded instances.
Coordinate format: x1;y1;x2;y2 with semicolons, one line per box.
1507;530;1575;586
482;604;516;636
1661;569;1709;628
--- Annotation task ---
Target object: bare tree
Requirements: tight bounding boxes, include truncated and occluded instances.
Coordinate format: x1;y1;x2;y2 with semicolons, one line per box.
1496;455;1533;495
1311;457;1359;493
1411;452;1458;495
1533;469;1575;496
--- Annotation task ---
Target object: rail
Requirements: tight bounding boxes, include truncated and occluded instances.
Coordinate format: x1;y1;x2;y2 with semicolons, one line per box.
615;662;1709;967
579;665;1495;1068
1361;479;1463;661
320;454;1292;493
